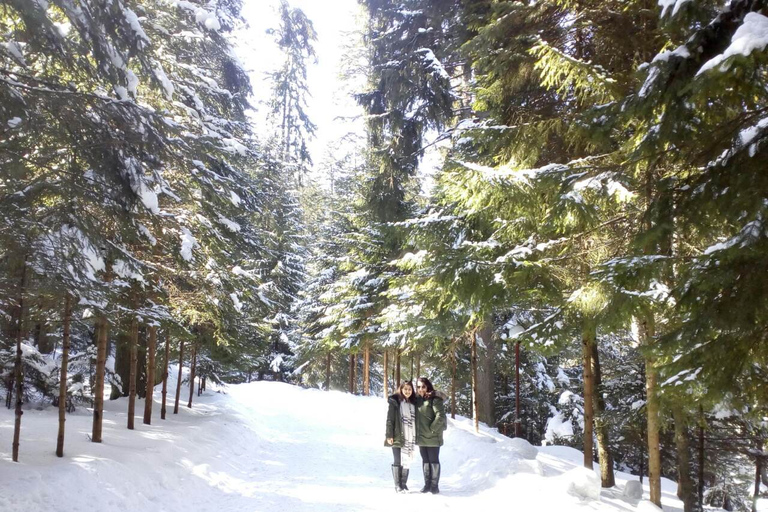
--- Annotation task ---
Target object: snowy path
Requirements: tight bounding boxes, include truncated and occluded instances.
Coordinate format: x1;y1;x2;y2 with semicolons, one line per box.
1;380;684;511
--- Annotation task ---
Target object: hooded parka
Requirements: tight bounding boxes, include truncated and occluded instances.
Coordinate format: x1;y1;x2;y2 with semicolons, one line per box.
384;393;406;447
415;394;446;447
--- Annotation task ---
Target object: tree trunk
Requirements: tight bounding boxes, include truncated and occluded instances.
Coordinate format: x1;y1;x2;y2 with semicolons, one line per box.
174;339;185;414
582;320;595;470
672;406;695;511
348;353;356;394
187;342;197;408
753;445;763;512
591;341;615;487
470;332;479;433
414;352;421;381
395;349;401;385
143;325;157;425
515;341;521;438
363;345;370;396
12;258;27;462
383;350;389;397
92;311;110;442
476;319;495;427
698;406;705;510
638;314;662;507
127;312;138;430
324;350;331;391
161;332;169;420
451;353;457;420
56;294;72;458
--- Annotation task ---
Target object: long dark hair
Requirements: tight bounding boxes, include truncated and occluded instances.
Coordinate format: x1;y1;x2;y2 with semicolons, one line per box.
396;380;415;403
417;377;435;398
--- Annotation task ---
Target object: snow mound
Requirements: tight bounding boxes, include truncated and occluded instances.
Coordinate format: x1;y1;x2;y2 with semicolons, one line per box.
508;437;538;460
623;479;643;499
563;466;601;500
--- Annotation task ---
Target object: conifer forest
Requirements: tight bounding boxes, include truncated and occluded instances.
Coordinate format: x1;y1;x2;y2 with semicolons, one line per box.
1;1;767;511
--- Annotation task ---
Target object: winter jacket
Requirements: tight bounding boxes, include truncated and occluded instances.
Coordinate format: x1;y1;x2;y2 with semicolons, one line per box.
384;393;406;447
415;394;446;447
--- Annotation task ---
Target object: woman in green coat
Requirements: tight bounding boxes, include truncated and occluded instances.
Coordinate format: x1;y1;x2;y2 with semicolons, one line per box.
415;377;446;494
384;380;416;492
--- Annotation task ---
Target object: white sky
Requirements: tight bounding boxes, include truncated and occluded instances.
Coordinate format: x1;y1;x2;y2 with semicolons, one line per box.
235;0;444;194
236;0;366;180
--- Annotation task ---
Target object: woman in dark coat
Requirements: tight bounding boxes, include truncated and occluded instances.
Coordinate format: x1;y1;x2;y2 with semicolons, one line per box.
415;376;446;494
384;380;416;492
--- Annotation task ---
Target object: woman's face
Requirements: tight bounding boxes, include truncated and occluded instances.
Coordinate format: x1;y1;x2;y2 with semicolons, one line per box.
402;384;413;399
416;381;427;397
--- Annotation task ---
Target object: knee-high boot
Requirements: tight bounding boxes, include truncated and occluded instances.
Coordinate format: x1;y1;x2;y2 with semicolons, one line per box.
429;463;441;494
401;467;409;491
420;462;431;493
391;465;403;492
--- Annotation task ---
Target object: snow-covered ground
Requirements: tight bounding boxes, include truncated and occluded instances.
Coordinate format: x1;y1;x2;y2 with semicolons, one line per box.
1;374;688;511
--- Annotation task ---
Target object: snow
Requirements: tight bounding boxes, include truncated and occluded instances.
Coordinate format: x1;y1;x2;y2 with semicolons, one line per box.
658;0;692;18
180;227;197;261
2;41;26;66
0;381;688;512
7;117;21;128
218;214;241;232
698;13;768;75
195;8;221;31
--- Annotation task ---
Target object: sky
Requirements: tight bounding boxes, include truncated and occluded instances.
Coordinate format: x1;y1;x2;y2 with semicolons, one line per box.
235;0;366;182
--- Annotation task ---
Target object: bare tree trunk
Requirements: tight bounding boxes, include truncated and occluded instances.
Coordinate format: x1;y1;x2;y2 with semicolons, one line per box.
127;311;138;430
638;314;662;507
161;332;169;420
348;353;356;394
476;319;495;426
470;332;479;433
582;320;595;470
363;345;370;396
143;326;157;425
414;352;421;381
324;350;331;391
515;341;521;438
187;342;197;408
592;341;615;487
672;406;695;511
56;294;72;457
174;339;185;414
451;353;456;420
395;349;401;385
753;444;763;512
92;262;112;443
698;406;705;510
12;258;27;462
383;350;389;397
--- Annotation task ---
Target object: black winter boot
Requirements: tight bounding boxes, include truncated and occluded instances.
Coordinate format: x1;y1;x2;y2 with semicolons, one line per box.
429;463;441;494
392;465;404;492
401;467;409;491
420;462;431;493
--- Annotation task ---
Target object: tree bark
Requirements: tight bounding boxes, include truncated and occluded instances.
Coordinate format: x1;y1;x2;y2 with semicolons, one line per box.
592;341;615;487
699;406;705;510
143;325;157;425
127;311;138;430
476;319;495;426
638;314;662;507
753;444;763;512
395;349;401;385
12;258;27;462
470;332;479;433
383;350;389;397
174;339;185;414
187;342;197;408
363;345;370;396
348;353;356;394
672;406;695;511
324;350;331;391
451;352;457;420
56;294;72;457
414;352;421;381
515;341;521;438
582;320;595;470
161;332;169;420
91;263;111;443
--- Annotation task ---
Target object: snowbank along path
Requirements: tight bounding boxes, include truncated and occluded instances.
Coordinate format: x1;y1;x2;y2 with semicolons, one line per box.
0;378;685;511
